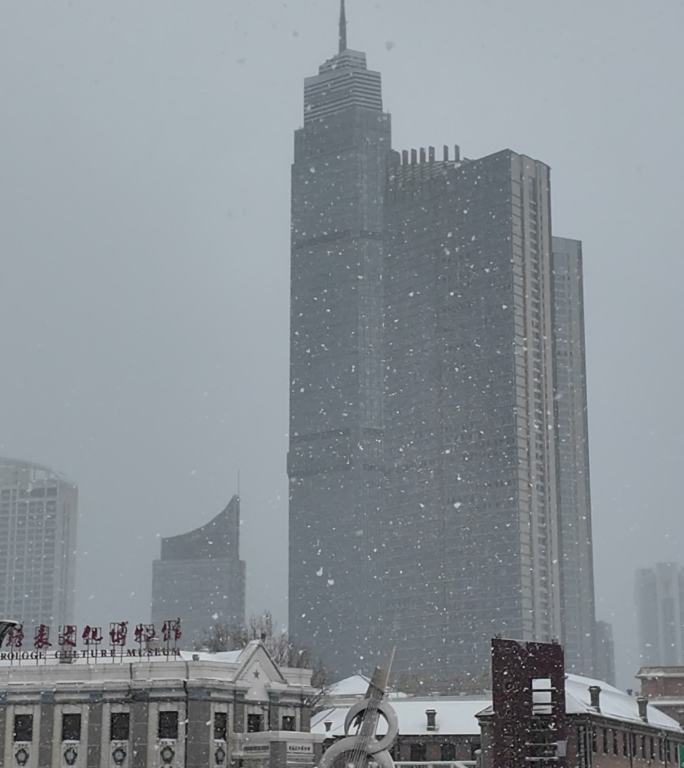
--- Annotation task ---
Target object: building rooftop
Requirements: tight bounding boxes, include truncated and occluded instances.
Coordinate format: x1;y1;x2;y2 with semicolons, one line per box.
0;640;315;692
312;696;489;738
314;673;684;737
565;674;678;728
159;494;240;561
0;456;75;485
326;673;371;697
638;666;684;678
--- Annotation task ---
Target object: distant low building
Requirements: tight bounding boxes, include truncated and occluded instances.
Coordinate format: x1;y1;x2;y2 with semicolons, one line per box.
0;639;322;768
0;458;78;630
151;495;245;647
638;666;684;728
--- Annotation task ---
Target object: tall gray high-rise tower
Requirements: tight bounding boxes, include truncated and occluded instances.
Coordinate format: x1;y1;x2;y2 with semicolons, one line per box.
289;4;597;682
551;236;597;675
288;2;390;676
382;149;562;682
0;458;78;629
635;563;684;666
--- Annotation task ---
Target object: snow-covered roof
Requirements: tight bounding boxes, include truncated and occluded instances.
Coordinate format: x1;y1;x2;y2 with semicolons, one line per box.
327;674;371;697
0;640;315;693
565;673;681;731
312;697;489;738
314;673;683;737
324;673;408;704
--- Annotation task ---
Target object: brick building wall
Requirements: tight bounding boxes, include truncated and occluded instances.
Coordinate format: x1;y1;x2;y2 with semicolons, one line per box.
638;668;684;727
568;716;684;768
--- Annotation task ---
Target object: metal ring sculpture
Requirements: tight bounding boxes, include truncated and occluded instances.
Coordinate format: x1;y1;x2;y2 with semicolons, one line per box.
319;696;399;768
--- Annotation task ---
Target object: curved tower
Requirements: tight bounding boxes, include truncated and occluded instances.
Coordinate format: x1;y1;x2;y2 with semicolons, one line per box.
151;495;245;645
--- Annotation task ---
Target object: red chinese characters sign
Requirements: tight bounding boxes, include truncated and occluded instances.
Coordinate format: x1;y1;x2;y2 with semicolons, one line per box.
0;618;183;661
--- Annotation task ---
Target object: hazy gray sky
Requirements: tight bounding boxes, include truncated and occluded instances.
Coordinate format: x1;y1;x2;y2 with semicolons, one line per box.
1;0;682;686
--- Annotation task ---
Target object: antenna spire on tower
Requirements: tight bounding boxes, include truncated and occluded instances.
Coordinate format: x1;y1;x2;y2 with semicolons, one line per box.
339;0;347;53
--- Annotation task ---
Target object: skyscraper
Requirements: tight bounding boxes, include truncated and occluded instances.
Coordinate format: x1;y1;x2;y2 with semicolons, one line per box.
635;563;684;666
289;3;596;682
551;236;597;675
151;495;245;646
288;2;390;675
383;148;562;681
0;458;78;629
594;619;616;686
